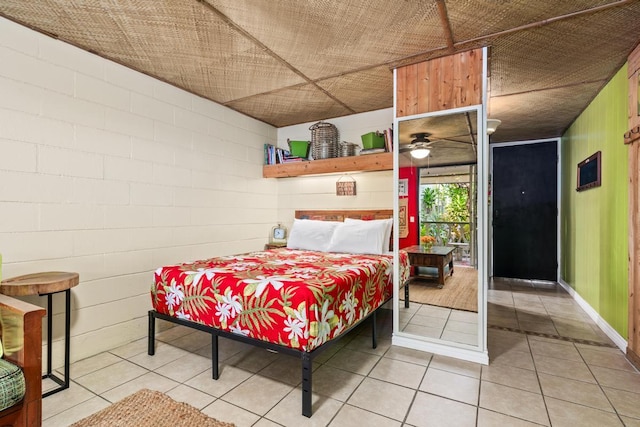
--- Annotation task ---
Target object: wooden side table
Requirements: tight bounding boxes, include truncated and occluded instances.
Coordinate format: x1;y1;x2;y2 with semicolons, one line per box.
264;243;287;250
0;272;79;397
404;245;455;288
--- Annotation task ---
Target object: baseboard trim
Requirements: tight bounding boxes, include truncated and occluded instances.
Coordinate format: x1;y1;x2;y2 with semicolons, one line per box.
392;334;489;365
558;279;627;352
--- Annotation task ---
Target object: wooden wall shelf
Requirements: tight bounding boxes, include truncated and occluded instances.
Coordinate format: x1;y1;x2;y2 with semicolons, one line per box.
263;152;392;178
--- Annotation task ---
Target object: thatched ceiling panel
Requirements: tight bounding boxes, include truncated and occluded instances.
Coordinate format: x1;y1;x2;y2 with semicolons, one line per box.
206;0;445;79
490;2;640;96
0;0;306;102
488;82;604;143
226;84;353;128
448;0;616;42
316;66;394;114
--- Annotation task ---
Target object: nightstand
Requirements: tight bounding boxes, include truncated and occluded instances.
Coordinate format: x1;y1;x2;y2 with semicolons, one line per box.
264;243;287;250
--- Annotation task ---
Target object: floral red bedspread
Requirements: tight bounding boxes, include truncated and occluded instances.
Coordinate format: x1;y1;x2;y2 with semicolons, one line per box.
152;249;410;352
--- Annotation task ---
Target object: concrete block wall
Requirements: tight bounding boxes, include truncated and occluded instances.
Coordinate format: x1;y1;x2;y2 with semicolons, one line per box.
0;17;278;363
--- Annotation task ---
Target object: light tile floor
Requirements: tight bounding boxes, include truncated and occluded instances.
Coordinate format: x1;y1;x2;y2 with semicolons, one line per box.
43;278;640;426
399;264;479;346
399;300;479;346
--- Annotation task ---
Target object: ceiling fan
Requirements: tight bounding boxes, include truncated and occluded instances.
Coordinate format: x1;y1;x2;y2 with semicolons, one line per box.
400;132;476;159
399;132;433;159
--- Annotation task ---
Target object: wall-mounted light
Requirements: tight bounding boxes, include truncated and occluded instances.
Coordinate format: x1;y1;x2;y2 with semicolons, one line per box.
411;147;431;159
487;119;502;135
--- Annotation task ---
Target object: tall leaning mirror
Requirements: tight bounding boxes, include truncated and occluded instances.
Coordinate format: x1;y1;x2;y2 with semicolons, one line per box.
392;105;488;364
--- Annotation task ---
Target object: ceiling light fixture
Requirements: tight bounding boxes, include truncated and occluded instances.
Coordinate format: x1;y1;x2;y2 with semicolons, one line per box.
406;133;432;159
487;119;502;135
411;147;431;159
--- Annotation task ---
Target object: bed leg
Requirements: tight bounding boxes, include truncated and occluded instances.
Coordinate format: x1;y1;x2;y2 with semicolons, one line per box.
148;311;156;356
371;310;378;349
302;353;312;417
212;333;219;380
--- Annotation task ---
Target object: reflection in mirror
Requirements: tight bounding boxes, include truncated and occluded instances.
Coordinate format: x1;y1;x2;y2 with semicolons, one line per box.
396;108;481;349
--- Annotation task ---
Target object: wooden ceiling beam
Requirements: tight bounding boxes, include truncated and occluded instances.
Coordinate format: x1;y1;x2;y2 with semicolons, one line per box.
456;0;635;47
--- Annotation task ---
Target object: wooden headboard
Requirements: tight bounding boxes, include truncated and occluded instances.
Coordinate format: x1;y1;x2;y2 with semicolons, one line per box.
295;209;392;221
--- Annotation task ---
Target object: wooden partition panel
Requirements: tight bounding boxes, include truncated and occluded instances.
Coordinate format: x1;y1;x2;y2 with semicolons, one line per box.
628;43;640;368
630;139;640;367
626;45;640;145
396;49;483;117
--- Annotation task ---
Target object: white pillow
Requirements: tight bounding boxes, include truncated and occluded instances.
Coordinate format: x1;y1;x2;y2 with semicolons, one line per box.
328;219;388;255
344;218;392;253
287;219;342;252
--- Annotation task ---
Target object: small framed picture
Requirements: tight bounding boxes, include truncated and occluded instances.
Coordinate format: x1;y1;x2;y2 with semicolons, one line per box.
398;179;408;197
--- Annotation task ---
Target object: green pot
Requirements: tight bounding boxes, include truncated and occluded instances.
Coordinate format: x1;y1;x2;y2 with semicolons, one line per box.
288;140;309;158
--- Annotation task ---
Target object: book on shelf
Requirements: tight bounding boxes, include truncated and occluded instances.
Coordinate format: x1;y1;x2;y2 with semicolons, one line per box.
383;128;393;152
359;148;386;155
264;144;307;165
264;144;278;165
283;156;304;162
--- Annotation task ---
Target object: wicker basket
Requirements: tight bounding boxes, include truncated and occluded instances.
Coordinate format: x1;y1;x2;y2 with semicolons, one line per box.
309;121;339;160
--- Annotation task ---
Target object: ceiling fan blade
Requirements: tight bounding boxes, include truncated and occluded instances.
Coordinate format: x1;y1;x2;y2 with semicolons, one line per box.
429;138;474;145
409;132;432;144
433;145;472;150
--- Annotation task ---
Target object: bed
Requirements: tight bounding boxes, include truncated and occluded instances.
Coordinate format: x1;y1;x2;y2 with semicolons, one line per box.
148;209;409;417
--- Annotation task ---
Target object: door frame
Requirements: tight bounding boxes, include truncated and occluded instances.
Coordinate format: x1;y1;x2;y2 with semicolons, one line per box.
489;138;561;281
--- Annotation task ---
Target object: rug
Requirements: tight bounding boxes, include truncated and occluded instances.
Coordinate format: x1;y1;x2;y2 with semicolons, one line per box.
404;265;478;312
71;389;235;427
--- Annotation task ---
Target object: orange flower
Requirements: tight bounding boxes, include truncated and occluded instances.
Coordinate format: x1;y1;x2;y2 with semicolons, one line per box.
420;235;436;245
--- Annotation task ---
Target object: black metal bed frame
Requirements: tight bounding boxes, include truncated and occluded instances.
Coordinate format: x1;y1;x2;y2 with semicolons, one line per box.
148;302;385;417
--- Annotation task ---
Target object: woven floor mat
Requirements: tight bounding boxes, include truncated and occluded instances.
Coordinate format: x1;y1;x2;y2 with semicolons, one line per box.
403;265;478;312
71;388;235;427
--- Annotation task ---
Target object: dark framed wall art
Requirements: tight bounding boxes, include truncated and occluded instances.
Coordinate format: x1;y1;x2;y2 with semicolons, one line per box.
576;151;601;192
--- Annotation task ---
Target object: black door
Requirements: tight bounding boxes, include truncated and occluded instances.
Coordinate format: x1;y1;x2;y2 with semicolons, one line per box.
492;141;558;281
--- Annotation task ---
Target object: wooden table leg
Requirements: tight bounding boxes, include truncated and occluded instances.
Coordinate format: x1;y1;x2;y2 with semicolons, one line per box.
404;282;410;308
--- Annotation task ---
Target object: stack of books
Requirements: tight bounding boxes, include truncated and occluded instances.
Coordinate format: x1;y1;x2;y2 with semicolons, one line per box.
264;144;306;165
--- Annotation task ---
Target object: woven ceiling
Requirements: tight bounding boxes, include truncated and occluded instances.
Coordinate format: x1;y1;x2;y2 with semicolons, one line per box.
1;0;639;143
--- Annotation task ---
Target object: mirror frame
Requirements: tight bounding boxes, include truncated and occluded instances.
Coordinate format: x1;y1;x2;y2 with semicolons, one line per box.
392;104;489;365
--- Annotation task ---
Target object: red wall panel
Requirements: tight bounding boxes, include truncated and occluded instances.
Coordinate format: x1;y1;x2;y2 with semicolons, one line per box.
399;166;418;248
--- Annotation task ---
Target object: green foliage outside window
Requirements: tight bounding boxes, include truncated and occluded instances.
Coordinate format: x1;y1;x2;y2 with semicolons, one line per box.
419;183;470;244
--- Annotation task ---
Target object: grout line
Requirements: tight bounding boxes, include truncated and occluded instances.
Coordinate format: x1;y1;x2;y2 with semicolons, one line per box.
574;345;628;426
528;336;553;427
488;324;617;348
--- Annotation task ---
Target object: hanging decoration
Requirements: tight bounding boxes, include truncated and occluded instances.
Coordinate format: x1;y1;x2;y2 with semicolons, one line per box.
398;198;409;238
336;175;356;196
